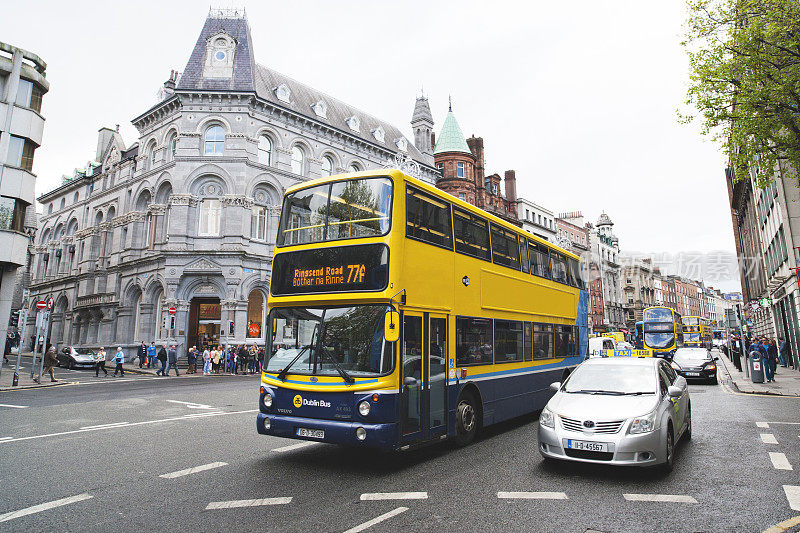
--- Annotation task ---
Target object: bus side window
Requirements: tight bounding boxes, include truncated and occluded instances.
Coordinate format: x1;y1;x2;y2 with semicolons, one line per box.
529;241;551;279
405;186;453;249
456;316;493;366
520;236;530;274
533;323;553;359
524;322;533;362
453;208;491;261
490;223;520;270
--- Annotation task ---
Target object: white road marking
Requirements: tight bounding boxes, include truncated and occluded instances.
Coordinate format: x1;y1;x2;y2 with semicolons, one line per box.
272;441;318;453
0;493;93;522
757;422;770;428
167;400;215;409
623;494;698;503
360;492;428;501
160;462;227;479
0;409;258;444
205;497;292;509
79;422;129;430
783;486;800;511
761;433;779;444
0;403;28;409
497;491;568;500
344;507;408;533
770;452;794;470
0;437;12;442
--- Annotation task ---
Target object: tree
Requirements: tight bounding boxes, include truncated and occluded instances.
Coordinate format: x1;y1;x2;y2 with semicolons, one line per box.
681;0;800;185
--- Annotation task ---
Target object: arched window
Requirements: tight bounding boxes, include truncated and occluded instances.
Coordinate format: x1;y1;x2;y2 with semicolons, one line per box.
250;190;269;241
291;146;305;175
258;136;272;165
246;290;265;339
150;145;157;169
48;203;52;214
153;289;164;340
133;292;142;340
167;132;177;161
204;125;225;155
73;192;79;204
348;162;362;173
199;197;222;236
321;155;334;176
59;198;65;210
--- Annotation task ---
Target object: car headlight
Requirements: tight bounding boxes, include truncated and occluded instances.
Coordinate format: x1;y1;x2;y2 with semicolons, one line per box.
670;362;680;371
358;401;371;417
705;363;716;371
629;411;656;434
539;407;555;429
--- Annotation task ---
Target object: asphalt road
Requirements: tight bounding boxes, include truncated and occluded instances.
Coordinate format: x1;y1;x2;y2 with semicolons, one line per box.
1;367;800;532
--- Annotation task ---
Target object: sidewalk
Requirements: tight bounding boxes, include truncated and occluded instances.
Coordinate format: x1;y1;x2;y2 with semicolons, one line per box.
715;348;800;397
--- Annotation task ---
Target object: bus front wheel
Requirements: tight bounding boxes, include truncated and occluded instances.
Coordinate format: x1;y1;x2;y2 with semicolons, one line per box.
455;393;479;446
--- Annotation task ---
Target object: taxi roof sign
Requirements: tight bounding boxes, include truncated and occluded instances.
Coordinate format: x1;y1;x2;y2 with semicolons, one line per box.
600;349;653;358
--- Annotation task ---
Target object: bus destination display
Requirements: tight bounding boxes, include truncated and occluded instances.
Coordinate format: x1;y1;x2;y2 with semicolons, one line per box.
271;243;389;295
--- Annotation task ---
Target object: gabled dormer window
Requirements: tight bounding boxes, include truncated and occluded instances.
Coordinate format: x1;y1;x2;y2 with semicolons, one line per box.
275;83;291;103
346;115;360;133
395;138;408;152
372;126;385;143
311;100;327;118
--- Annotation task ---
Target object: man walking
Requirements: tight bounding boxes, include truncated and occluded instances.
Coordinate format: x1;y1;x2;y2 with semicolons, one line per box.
113;347;125;377
202;345;211;375
187;345;197;374
156;344;168;376
779;337;790;368
147;342;157;369
165;344;179;377
94;346;108;377
137;341;148;369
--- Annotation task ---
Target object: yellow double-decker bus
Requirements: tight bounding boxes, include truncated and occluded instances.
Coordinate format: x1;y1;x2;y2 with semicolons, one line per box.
682;316;711;348
643;306;684;357
257;169;588;450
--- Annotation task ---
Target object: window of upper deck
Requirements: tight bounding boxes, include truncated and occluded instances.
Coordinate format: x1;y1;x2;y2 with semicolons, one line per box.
406;186;453;249
490;223;520;269
550;251;569;284
276;176;392;247
453;208;490;261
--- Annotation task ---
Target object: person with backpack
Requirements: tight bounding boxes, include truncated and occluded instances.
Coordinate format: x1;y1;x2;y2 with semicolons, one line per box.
156;344;168;376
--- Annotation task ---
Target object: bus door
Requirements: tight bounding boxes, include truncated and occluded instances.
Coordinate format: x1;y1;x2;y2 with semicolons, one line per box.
400;312;448;443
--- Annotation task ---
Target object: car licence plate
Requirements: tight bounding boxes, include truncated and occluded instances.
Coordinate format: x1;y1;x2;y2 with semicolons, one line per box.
685;372;700;377
296;428;324;439
565;439;608;452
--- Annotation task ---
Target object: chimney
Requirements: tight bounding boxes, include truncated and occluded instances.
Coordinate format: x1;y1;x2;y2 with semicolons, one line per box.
96;127;117;161
504;170;517;202
466;136;484;182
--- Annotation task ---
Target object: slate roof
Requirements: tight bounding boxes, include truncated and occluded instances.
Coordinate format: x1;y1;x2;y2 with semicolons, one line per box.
177;14;433;168
411;96;433;125
433;111;471;155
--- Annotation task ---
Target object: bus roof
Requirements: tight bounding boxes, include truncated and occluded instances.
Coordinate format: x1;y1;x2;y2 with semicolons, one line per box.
282;168;580;260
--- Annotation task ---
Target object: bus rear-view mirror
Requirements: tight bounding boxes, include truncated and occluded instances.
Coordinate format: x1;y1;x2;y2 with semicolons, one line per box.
384;310;400;342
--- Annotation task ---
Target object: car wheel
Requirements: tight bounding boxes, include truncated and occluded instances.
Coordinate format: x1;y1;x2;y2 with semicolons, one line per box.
662;426;675;473
454;393;478;447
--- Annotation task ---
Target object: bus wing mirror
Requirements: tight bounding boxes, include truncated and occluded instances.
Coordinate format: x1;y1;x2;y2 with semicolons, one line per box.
271;319;277;341
384;311;400;342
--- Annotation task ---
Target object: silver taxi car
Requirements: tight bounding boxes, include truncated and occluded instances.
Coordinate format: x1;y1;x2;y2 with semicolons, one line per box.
537;357;691;471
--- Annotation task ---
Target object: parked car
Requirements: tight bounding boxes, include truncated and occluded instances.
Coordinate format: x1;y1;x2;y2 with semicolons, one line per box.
58;347;97;369
538;357;691;472
588;336;616;358
671;347;718;384
617;341;634;351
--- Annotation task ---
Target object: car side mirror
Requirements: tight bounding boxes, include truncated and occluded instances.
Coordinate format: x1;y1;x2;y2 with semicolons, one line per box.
667;385;682;398
713;356;719;361
549;381;561;393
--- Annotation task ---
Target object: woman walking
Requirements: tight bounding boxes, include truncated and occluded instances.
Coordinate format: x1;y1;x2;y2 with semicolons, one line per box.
95;347;108;377
112;346;125;377
212;346;221;374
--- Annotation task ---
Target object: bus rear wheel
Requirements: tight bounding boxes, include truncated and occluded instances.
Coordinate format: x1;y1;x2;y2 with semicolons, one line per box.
455;393;478;446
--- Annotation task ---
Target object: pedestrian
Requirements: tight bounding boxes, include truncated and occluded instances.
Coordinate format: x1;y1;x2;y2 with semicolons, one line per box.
238;344;248;375
187;345;197;374
3;334;10;363
768;338;779;377
257;346;264;373
779;337;789;367
756;337;772;382
34;344;59;383
249;344;258;374
156;344;168;376
202;345;211;375
165;344;179;376
212;346;221;373
113;346;125;376
137;341;147;369
147;341;157;369
94;346;108;377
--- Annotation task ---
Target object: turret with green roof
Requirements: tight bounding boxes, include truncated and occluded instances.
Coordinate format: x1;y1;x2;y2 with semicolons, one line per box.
433;100;471;155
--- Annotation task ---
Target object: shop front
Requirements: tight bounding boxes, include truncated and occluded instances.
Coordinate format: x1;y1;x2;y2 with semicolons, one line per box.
189;298;221;349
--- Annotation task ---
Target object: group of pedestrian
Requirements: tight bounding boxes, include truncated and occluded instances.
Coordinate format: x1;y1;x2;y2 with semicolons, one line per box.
751;336;790;383
91;346;125;377
195;344;263;375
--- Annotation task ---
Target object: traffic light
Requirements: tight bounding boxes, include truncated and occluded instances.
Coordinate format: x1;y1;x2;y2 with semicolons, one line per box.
228;320;235;336
169;315;176;330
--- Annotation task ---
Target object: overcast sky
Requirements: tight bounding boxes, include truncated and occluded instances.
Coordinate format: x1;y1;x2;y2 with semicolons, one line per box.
1;0;740;291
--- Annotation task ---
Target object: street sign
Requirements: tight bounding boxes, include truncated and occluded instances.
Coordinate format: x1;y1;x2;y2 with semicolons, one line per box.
35;301;47;310
46;296;54;309
168;306;177;315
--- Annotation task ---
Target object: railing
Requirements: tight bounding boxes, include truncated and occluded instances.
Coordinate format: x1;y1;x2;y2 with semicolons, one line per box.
75;293;116;308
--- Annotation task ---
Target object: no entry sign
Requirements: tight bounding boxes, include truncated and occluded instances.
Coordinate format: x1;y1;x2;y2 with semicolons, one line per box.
36;301;47;310
168;306;177;315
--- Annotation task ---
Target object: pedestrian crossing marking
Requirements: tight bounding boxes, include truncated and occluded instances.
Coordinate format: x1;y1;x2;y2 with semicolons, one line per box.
770;452;793;470
761;433;778;444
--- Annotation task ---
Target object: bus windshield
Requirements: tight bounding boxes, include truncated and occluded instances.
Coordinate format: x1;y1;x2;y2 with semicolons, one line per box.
276;177;393;246
644;308;673;321
684;332;700;342
266;305;394;377
644;332;675;349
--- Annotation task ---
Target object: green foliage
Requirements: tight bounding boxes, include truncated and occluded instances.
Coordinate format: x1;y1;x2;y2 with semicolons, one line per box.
681;0;800;186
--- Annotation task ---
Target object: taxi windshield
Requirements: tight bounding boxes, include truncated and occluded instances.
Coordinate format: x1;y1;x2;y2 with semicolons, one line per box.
265;305;394;378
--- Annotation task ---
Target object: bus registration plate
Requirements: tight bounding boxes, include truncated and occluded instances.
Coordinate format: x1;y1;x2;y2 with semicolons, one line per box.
566;439;608;452
297;428;325;439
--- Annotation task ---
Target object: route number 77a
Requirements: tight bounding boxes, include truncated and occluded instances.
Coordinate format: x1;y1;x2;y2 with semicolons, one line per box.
347;264;366;283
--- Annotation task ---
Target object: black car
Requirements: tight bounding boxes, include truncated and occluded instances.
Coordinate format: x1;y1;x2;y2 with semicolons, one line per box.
58;347;97;369
670;347;718;384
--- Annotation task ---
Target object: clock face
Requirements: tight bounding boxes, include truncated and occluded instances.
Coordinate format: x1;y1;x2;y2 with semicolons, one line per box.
215;50;226;61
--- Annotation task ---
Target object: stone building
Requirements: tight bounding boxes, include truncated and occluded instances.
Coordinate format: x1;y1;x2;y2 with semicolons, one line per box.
517;198;556;242
589;212;624;330
0;42;48;359
433;104;519;225
621;257;655;330
27;10;437;357
555;212;590;255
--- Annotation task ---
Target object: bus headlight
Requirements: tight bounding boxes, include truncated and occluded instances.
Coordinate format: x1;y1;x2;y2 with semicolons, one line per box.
358;401;371;417
264;394;273;408
356;427;367;441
